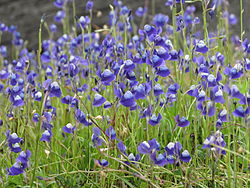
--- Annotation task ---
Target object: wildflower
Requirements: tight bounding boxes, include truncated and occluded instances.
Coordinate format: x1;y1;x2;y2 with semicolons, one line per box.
49;81;62;98
75;109;92;126
144;24;157;37
32;113;40;123
50;24;57;32
93;93;106;107
148;113;162;126
202;130;226;155
105;126;116;140
179;150;191;163
154;84;164;97
165;142;191;163
135;7;147;17
79;16;90;29
54;0;64;8
62;123;76;134
100;69;115;85
97;159;109;167
138;139;160;154
151;55;164;68
224;64;243;79
124;153;140;165
233;106;248;118
40;130;52;142
0;69;9;79
6;131;22;153
195;40;208;53
120;91;136;107
156;65;171;77
92;127;104;147
175;115;190;127
228;14;237;25
104;101;112;109
150;152;168;166
86;0;94;11
54;10;65;23
218;109;227;122
153;13;169;27
124;59;135;71
167;83;180;95
117;141;127;154
7;150;31;176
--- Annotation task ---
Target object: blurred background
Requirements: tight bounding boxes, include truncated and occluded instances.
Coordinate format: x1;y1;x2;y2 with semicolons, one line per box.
0;0;250;50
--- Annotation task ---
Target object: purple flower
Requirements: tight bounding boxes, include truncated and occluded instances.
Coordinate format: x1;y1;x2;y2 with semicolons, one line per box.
120;91;136;107
54;0;64;8
151;55;164;68
207;74;217;87
202;130;226;155
0;69;9;79
54;10;65;23
61;95;73;104
41;51;51;63
165;142;191;163
62;123;76;134
125;153;140;165
137;139;160;154
7;150;31;176
32;113;40;123
154;84;164;96
233;106;247;118
91;127;104;147
218;109;227;122
144;24;157;37
156;65;171;77
187;85;199;97
86;0;93;11
165;142;175;155
212;87;225;104
93;93;106;107
105;126;116;140
124;59;135;71
79;16;90;29
150;152;168;166
97;159;109;167
155;47;170;60
207;102;215;117
148;113;162;126
175;115;190;127
69;63;79;77
224;64;243;79
197;90;206;102
6;131;22;153
228;14;237;25
75;109;92;126
195;40;208;53
12;95;24;107
104;101;112;109
153;13;169;27
179;150;191;163
117;141;127;154
49;81;62;98
50;24;57;32
34;91;42;101
40;130;52;142
135;7;147;17
100;69;116;85
167;83;180;95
